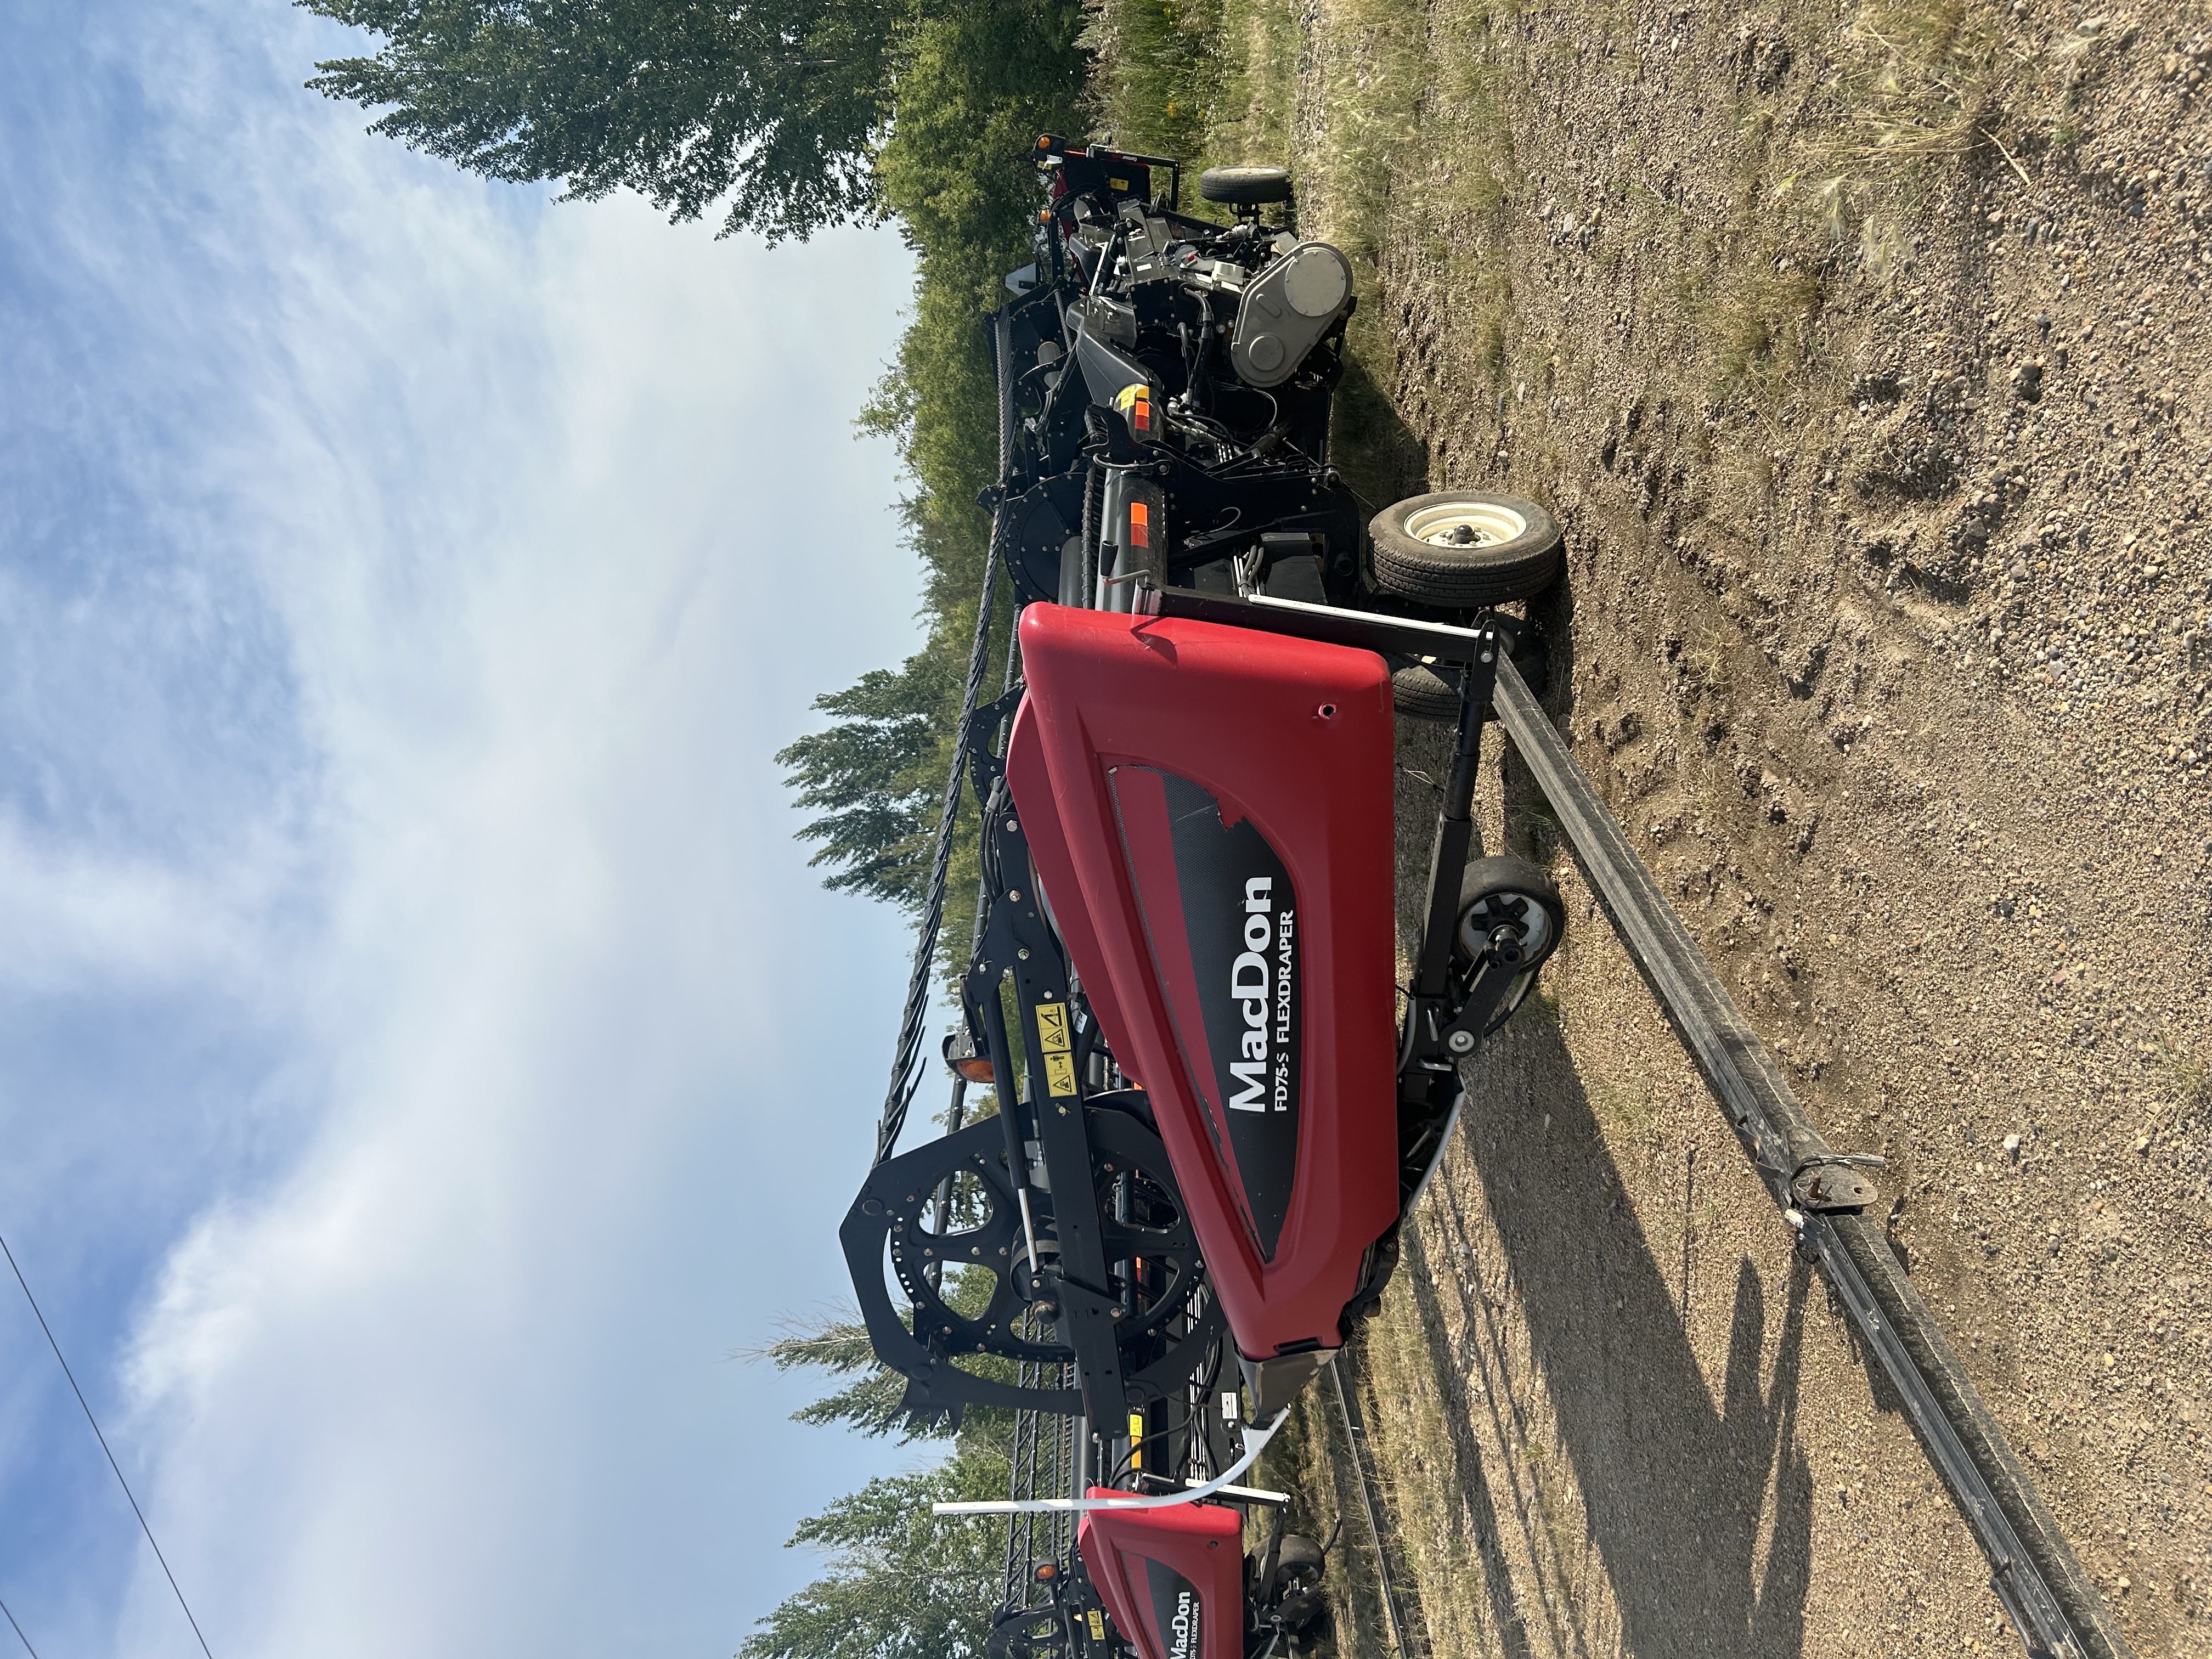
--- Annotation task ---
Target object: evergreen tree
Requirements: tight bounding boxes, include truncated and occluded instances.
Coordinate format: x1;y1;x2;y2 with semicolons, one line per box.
737;1449;1009;1659
297;0;1087;927
297;0;903;242
744;1301;1018;1659
757;1311;937;1442
775;652;955;914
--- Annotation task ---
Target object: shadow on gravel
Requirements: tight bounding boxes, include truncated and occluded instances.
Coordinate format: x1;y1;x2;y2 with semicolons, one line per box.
1331;353;1430;512
1416;1015;1815;1657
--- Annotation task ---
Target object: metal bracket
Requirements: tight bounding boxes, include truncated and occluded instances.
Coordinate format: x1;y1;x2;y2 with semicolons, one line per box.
1789;1153;1886;1212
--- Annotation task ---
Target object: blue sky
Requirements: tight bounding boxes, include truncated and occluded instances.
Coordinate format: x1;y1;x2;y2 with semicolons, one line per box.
0;3;934;1654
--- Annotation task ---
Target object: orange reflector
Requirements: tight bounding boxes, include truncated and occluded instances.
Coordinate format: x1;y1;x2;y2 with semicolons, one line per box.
952;1055;995;1084
1037;134;1051;149
1127;501;1149;548
1035;1561;1059;1582
1132;397;1150;433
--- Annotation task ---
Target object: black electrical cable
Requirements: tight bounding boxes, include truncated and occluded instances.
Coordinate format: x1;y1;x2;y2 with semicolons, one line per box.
1;1596;38;1659
1103;1334;1229;1489
872;328;1011;1166
0;1228;215;1659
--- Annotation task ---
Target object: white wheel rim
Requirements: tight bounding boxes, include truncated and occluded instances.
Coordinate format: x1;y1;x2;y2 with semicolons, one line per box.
1404;500;1528;549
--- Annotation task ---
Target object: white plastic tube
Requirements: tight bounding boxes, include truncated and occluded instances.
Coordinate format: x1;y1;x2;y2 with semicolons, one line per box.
932;1409;1289;1516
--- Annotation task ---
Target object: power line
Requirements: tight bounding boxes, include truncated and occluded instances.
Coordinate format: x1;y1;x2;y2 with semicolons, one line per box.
1;1596;38;1659
0;1228;214;1659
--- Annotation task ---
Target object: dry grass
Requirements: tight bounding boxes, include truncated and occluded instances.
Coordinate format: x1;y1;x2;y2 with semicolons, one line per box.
1787;0;2117;259
1706;262;1826;400
1256;1373;1400;1659
1354;1262;1485;1658
1081;0;1298;184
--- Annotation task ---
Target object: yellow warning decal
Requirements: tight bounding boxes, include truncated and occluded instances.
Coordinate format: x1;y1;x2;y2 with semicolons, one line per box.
1036;1001;1079;1097
1043;1051;1078;1097
1036;1001;1069;1051
1088;1610;1106;1641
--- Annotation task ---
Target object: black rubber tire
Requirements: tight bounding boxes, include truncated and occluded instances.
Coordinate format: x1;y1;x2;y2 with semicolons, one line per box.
1265;1534;1329;1637
1274;1536;1324;1582
1391;662;1462;723
1199;165;1292;205
1389;630;1551;724
1370;490;1562;606
1455;856;1565;974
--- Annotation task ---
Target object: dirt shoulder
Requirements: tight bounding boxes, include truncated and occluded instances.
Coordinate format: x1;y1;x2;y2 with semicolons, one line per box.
1274;0;2212;1652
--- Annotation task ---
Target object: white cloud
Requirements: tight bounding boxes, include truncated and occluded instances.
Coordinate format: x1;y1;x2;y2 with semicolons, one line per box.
0;817;280;993
0;3;944;1656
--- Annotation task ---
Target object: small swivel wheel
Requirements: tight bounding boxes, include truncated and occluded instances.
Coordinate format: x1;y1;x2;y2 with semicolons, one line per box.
1390;629;1552;723
1453;856;1565;1031
1268;1535;1329;1637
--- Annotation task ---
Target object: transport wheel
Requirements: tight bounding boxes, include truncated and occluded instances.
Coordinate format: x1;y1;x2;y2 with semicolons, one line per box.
1274;1536;1324;1588
1455;855;1565;992
1389;629;1552;723
1199;165;1292;205
1390;662;1461;723
1369;490;1562;606
1266;1538;1328;1636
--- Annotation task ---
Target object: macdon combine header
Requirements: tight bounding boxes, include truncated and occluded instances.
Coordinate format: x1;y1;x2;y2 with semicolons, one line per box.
837;139;2134;1659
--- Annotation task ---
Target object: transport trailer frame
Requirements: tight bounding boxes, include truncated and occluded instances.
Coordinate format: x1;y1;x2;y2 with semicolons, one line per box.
1149;587;2131;1659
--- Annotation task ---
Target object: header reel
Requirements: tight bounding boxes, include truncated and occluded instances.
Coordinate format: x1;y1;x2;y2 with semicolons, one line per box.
842;729;1226;1431
841;1102;1223;1429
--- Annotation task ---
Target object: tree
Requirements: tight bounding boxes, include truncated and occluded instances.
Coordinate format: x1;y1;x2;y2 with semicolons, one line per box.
738;1451;1009;1659
297;0;905;242
756;1311;938;1442
298;0;1088;936
743;1302;1018;1659
774;650;957;914
782;0;1085;942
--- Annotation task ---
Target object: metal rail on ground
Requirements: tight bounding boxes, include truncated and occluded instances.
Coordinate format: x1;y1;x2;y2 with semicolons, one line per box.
1490;654;2128;1659
1329;1357;1409;1659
